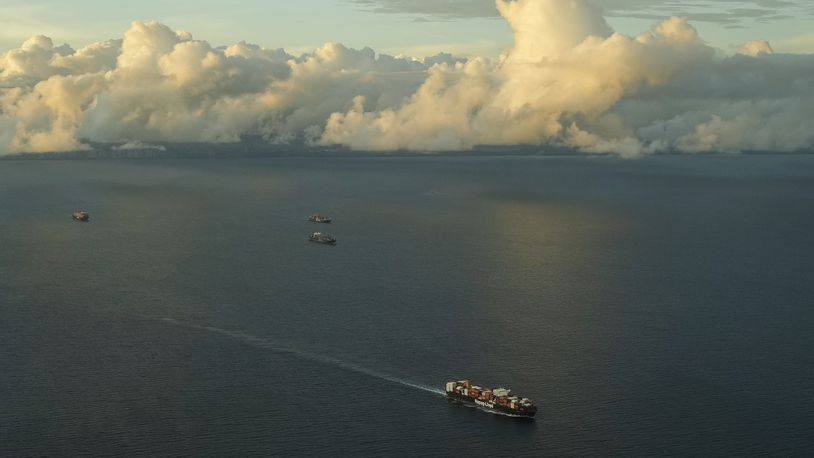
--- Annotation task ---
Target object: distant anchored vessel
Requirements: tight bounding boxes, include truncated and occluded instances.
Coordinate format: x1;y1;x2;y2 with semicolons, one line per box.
72;210;90;222
446;380;537;418
308;214;333;224
309;232;337;244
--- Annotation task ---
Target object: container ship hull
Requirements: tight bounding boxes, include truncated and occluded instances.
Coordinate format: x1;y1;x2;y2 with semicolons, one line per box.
446;392;536;418
446;380;537;418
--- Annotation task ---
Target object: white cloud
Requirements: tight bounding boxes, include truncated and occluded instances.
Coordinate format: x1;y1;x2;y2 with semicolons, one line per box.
113;140;167;151
322;0;814;154
737;40;773;56
0;0;812;156
0;20;451;153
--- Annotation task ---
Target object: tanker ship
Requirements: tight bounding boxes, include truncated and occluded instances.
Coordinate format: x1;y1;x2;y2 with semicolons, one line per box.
446;380;537;418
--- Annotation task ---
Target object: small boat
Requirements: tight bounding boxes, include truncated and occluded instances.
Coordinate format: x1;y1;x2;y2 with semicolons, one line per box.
308;214;333;224
309;232;336;244
72;211;90;222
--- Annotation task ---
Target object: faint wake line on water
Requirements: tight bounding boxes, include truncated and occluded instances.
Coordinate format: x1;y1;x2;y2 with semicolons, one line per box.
159;318;445;396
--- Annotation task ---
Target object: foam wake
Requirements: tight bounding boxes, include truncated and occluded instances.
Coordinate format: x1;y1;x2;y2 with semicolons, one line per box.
160;318;445;396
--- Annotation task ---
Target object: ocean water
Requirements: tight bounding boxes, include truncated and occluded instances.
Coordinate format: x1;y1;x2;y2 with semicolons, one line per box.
1;155;813;457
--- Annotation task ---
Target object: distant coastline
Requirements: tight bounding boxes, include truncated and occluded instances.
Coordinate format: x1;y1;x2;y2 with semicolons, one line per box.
2;141;812;160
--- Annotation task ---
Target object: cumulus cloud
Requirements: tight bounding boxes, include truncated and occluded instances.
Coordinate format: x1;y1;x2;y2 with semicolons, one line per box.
0;20;447;154
0;0;813;156
737;40;774;56
322;0;814;154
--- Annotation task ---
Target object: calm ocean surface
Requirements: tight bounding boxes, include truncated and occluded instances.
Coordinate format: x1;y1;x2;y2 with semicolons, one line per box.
1;155;813;456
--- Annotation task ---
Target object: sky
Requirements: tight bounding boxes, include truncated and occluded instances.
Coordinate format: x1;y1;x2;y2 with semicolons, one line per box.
2;0;813;55
0;0;812;155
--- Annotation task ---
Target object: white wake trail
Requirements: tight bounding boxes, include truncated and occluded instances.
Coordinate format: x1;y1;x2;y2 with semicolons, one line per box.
160;318;445;396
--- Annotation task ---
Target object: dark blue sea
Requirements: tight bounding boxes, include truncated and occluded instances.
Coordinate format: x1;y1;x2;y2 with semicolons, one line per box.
1;155;813;456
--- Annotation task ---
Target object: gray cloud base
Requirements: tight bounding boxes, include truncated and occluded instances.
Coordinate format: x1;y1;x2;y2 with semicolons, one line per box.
349;0;814;24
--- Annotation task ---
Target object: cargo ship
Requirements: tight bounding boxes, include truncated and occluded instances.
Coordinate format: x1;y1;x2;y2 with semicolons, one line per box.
72;210;90;222
446;380;537;418
308;214;332;224
309;232;337;244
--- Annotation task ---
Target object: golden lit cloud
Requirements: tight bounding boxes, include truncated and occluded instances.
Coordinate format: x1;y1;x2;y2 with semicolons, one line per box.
1;0;813;155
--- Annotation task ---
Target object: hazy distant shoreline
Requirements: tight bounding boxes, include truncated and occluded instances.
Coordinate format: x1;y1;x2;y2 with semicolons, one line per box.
3;143;811;160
